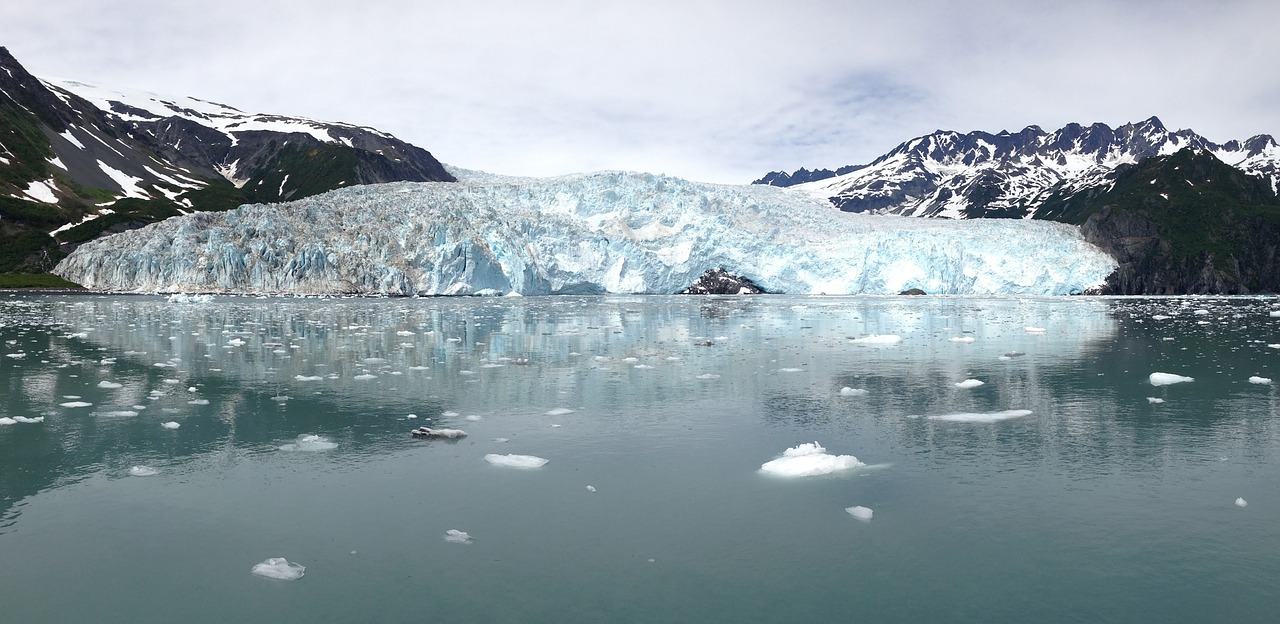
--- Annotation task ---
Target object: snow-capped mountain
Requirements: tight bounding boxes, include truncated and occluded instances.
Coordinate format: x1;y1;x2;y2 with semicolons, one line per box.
53;170;1116;296
0;46;452;272
757;117;1280;219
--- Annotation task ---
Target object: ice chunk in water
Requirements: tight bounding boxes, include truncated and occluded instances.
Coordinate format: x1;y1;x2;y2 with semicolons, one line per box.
464;415;483;421
96;410;139;417
696;373;721;380
187;399;209;405
484;453;549;468
759;442;864;477
1149;372;1194;386
13;416;43;423
411;427;467;439
295;375;323;381
850;334;902;345
97;381;122;389
846;506;874;522
0;417;15;425
1270;311;1280;318
1024;326;1047;333
1248;376;1272;385
544;408;575;416
60;401;92;408
441;410;460;418
279;434;338;452
251;557;305;580
838;387;867;396
928;409;1033;422
586;485;597;492
954;379;984;389
353;374;377;380
1147;397;1165;404
948;336;975;343
1236;497;1248;507
161;421;180;429
442;529;473;544
129;465;158;476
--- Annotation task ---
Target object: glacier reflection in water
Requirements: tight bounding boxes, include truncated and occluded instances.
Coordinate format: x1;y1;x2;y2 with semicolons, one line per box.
0;294;1278;623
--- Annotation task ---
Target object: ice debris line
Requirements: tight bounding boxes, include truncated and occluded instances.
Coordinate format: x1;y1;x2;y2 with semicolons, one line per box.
54;170;1116;296
760;442;864;477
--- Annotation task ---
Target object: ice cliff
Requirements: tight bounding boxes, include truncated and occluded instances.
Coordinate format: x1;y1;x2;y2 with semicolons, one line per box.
53;171;1116;295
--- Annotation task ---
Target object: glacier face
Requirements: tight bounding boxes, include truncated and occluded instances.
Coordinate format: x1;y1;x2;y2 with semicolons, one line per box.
54;171;1116;296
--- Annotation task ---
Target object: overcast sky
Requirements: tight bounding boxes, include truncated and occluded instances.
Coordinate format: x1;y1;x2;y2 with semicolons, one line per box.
4;0;1278;183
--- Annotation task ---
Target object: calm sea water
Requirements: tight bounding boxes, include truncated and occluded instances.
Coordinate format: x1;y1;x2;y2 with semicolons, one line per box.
0;294;1277;623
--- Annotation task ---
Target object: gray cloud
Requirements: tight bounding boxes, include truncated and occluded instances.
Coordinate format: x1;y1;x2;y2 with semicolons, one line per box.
3;0;1277;183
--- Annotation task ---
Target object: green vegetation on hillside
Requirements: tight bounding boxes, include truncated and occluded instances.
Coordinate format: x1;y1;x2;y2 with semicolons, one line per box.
0;273;83;289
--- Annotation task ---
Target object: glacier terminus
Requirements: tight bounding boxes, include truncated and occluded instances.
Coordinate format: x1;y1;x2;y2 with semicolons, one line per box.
54;170;1117;296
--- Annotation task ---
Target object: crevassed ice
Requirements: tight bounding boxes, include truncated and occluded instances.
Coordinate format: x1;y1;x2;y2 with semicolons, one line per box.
53;172;1116;296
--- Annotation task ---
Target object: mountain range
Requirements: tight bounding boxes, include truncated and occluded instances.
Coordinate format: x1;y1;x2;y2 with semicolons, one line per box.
756;118;1280;220
0;46;452;272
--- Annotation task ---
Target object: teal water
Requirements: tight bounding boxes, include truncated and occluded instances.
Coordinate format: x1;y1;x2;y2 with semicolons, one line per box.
0;294;1277;623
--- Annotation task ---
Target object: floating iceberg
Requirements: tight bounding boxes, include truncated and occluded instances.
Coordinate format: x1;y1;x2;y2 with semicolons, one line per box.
1236;497;1248;508
59;401;92;408
927;409;1033;423
442;529;473;544
954;379;985;389
97;381;123;389
1248;376;1272;385
129;465;158;476
0;417;15;425
251;557;305;580
54;172;1115;296
1149;372;1194;386
846;506;874;522
759;442;864;477
279;434;338;452
838;387;867;396
161;421;180;429
484;453;549;468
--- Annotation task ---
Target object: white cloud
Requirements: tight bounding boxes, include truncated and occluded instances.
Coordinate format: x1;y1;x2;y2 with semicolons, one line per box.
3;0;1278;183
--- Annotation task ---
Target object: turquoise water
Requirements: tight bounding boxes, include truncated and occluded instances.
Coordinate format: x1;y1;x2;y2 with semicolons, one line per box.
0;294;1277;623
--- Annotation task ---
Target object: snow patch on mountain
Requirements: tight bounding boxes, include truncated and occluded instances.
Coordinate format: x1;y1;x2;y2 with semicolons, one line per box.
55;171;1116;296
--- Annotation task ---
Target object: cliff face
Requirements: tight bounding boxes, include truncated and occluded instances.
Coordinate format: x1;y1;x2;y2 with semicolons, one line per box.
1072;150;1280;295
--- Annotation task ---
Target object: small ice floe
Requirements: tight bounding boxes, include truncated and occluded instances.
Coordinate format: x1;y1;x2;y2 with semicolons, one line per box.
59;401;92;408
1147;397;1165;404
464;415;483;422
1270;311;1280;318
279;434;338;452
1236;497;1248;508
954;379;985;389
12;416;43;424
187;399;209;405
441;410;460;418
271;395;290;403
407;414;418;419
129;465;159;476
845;506;874;522
362;358;387;365
411;427;467;439
759;442;863;477
0;417;15;425
696;373;721;380
227;338;246;347
928;409;1033;423
161;421;180;429
97;381;123;389
544;408;575;417
838;387;867;397
251;558;305;580
294;375;323;381
586;485;597;492
353;374;377;380
442;529;473;544
96;410;139;417
493;437;510;443
1149;372;1194;386
1024;326;1047;334
849;334;902;346
1248;376;1273;385
778;367;804;373
1269;344;1280;349
948;336;975;343
484;453;549;468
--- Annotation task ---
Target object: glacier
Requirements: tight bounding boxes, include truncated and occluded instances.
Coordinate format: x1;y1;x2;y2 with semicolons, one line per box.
53;170;1116;296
